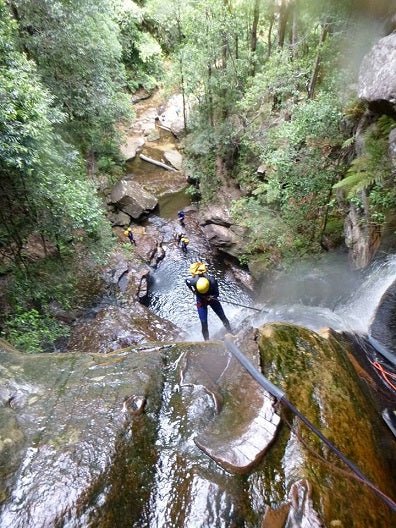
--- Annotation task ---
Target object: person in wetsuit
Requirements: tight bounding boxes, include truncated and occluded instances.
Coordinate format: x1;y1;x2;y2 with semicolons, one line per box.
185;262;231;341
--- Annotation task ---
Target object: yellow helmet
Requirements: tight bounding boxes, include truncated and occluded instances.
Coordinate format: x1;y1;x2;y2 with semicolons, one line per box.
189;262;207;276
196;277;210;294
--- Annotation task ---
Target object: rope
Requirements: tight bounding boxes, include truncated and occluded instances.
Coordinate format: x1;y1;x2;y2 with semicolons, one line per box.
223;335;396;512
217;298;264;312
369;359;396;391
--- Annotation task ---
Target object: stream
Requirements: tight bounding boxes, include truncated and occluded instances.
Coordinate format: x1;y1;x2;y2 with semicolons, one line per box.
1;94;396;528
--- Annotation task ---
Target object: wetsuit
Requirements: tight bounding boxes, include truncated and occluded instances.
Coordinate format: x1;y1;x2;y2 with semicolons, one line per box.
185;273;231;340
178;211;185;226
180;237;189;254
127;231;136;245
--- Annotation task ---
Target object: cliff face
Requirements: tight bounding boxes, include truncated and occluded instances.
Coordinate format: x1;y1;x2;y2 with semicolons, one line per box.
344;31;396;269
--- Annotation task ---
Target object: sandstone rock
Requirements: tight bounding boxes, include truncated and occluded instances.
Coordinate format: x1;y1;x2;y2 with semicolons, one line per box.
358;33;396;114
109;180;158;219
120;136;145;161
202;223;246;258
344;204;381;268
157;94;185;136
199;205;232;227
108;210;131;227
164;150;183;170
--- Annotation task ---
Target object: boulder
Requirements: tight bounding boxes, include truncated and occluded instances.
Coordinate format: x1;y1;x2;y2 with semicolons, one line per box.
344;204;381;268
164;150;183;170
199;204;233;227
108;210;131;227
109;180;158;220
157;94;185;136
202;223;247;258
358;33;396;115
119;136;145;161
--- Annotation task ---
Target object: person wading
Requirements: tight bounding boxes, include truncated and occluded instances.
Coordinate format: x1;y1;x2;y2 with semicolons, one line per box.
180;235;189;254
124;226;136;246
177;210;185;227
185;262;231;341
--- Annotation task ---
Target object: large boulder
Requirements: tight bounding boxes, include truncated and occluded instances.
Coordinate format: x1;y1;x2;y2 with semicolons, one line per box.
119;136;145;161
109;179;158;219
202;223;247;258
199;204;249;257
200;204;233;227
164;150;183;170
157;94;185;136
358;33;396;115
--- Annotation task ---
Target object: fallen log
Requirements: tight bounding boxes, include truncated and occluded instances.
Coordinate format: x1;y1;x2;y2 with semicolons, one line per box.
139;154;177;172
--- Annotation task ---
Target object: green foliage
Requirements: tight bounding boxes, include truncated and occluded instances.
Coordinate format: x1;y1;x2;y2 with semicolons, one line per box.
3;308;70;354
12;0;131;154
369;182;396;225
1;252;106;352
0;0;113;257
334;117;395;200
183;130;218;203
117;1;163;91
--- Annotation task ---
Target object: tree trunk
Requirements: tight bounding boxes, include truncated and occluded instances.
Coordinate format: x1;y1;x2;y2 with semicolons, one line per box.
290;0;298;57
278;0;292;48
307;23;329;99
250;0;260;75
267;13;275;58
139;154;177;172
207;64;214;127
176;16;188;131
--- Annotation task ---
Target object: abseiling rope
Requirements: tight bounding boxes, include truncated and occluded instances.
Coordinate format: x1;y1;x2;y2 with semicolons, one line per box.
223;335;396;512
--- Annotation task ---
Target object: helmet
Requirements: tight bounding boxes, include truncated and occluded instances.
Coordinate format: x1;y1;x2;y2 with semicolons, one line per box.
189;262;207;276
196;277;210;294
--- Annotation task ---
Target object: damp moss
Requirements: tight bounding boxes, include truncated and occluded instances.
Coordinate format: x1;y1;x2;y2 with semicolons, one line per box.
256;323;396;527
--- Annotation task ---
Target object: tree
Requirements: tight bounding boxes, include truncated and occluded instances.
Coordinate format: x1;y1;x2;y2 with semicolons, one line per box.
9;0;131;157
0;0;110;270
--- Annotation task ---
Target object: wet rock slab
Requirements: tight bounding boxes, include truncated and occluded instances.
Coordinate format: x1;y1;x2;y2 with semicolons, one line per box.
179;341;281;474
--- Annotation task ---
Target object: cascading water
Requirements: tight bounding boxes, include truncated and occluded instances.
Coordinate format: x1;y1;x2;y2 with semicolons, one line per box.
251;253;396;339
149;234;396;356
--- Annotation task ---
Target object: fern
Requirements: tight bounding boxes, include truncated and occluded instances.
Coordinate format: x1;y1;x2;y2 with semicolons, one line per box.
334;120;392;198
333;155;374;196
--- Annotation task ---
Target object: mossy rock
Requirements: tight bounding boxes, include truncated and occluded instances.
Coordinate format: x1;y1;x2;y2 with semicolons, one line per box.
256;323;396;528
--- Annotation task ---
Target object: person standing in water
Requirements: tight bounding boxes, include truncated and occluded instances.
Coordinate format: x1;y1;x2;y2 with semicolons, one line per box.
124;226;136;246
177;210;185;227
180;235;189;254
185;262;231;340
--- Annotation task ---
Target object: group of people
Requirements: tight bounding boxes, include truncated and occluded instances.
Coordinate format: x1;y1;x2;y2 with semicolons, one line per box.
124;211;231;341
176;210;189;254
177;211;231;340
